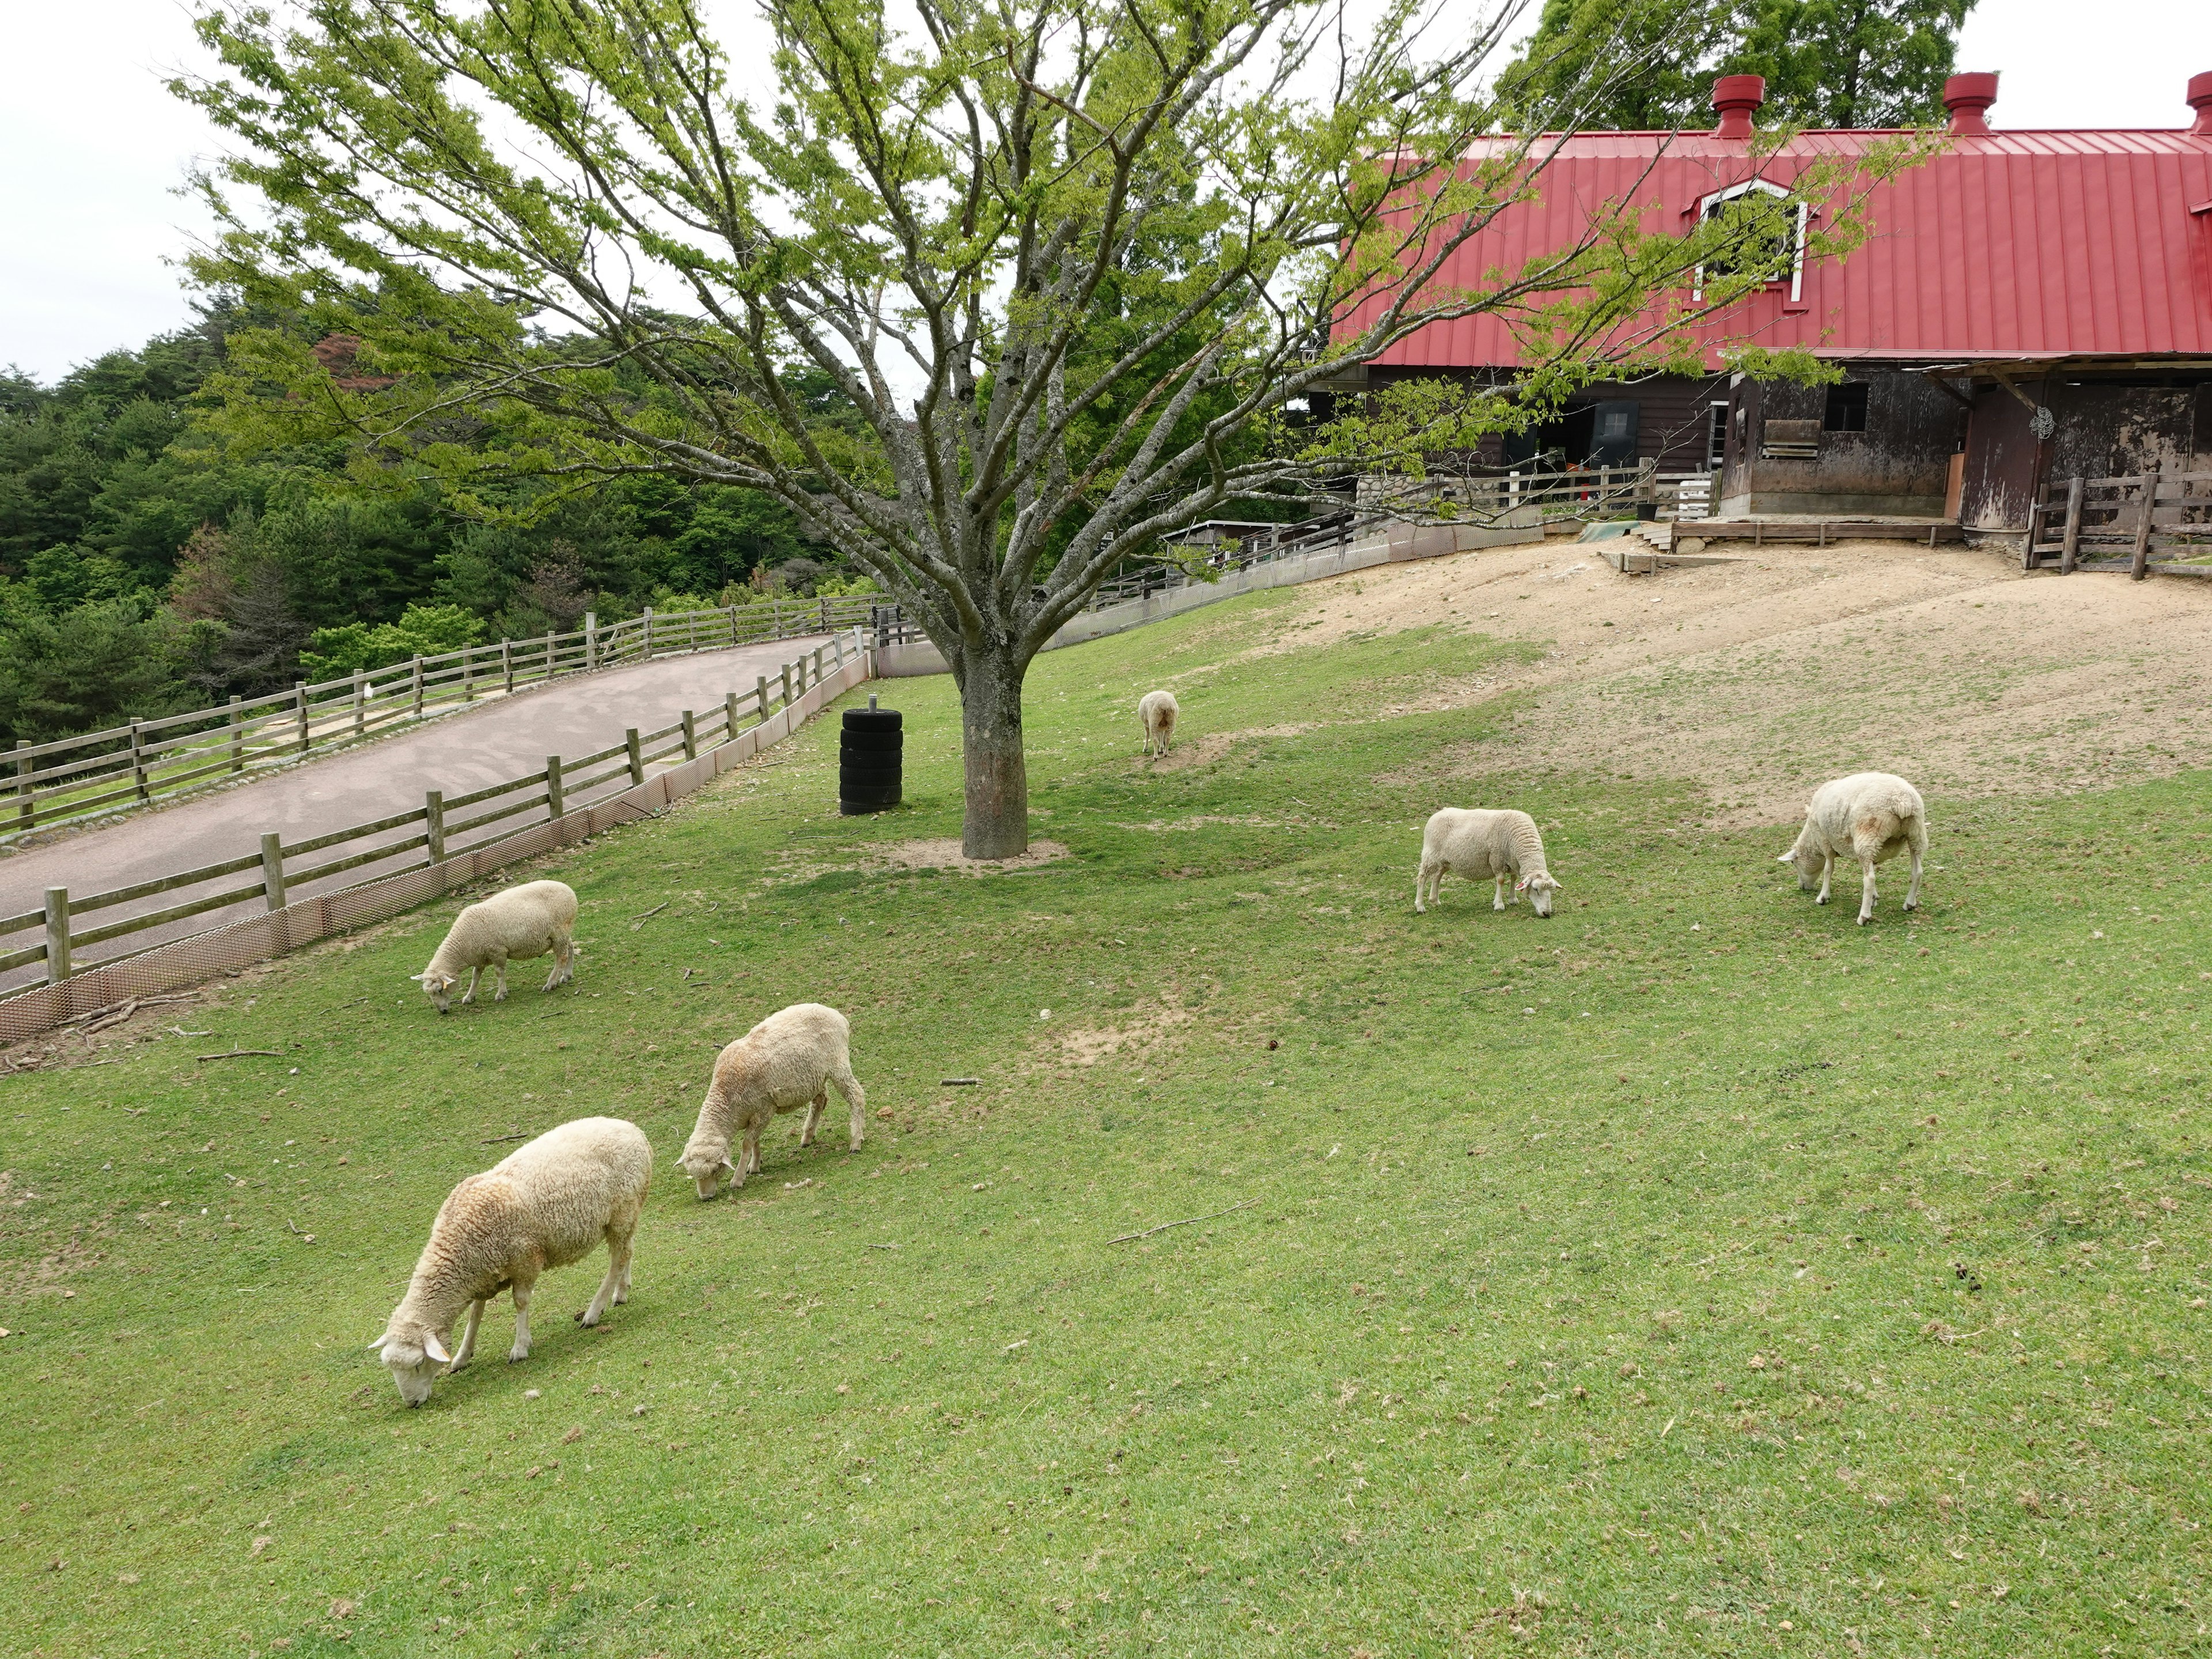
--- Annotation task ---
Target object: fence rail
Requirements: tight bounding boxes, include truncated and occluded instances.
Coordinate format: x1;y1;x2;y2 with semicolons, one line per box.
3;595;879;845
2027;468;2212;578
1;631;865;1003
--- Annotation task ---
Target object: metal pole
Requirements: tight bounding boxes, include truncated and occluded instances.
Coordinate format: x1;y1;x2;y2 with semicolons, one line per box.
229;696;244;772
681;710;698;760
546;755;565;819
425;789;446;862
625;728;645;786
42;887;70;984
260;834;287;911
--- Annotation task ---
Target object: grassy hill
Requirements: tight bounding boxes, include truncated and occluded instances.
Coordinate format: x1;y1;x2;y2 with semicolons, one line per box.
3;581;2210;1657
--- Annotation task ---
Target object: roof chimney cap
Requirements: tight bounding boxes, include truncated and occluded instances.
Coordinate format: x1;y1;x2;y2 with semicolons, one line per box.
1942;72;1999;137
1711;74;1765;140
2189;70;2212;137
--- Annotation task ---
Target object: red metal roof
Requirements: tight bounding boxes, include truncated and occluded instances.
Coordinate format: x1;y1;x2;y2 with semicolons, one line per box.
1346;127;2212;369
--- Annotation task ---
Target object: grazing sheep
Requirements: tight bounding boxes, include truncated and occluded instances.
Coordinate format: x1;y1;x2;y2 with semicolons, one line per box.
1138;690;1179;756
1415;807;1563;917
678;1003;866;1200
371;1116;650;1406
1778;772;1927;925
411;879;578;1013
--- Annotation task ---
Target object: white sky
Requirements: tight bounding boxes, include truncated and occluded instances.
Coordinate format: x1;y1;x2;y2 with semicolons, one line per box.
1;0;2206;383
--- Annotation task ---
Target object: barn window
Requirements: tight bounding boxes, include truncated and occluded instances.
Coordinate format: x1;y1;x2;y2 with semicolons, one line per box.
1823;382;1869;432
1693;179;1808;302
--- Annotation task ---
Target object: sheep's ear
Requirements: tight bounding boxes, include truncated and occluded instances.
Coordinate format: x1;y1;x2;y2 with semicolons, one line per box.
407;973;430;983
1514;878;1529;891
423;1333;452;1364
719;1155;738;1172
1775;853;1796;865
369;1334;391;1353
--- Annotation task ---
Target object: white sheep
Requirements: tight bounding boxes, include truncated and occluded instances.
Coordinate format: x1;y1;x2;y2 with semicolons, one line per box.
371;1116;650;1406
677;1003;868;1200
411;878;578;1013
1415;807;1563;917
1778;771;1927;925
1138;690;1179;756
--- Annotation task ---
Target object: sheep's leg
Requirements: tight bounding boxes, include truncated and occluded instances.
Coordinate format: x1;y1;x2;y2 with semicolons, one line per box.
508;1274;537;1362
1414;861;1434;914
1815;854;1834;905
832;1062;868;1151
450;1298;486;1371
460;966;483;1006
541;934;573;992
492;953;511;1002
800;1088;827;1147
733;1124;761;1187
1903;829;1925;911
1494;876;1509;911
1858;858;1879;926
581;1232;631;1326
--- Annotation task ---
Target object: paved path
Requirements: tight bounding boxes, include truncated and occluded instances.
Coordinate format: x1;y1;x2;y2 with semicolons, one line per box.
0;637;827;987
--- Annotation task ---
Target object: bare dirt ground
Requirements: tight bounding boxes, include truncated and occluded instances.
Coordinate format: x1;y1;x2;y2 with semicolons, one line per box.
1237;536;2212;825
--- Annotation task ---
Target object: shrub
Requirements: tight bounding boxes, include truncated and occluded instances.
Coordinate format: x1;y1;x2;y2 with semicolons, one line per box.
298;603;487;681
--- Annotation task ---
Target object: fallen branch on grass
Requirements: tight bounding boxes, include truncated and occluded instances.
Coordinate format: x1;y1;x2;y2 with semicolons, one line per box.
630;902;669;929
1106;1198;1257;1245
197;1048;282;1062
481;1131;531;1145
942;1077;980;1086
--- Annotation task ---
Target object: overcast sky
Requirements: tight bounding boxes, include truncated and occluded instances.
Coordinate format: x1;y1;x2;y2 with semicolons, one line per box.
2;0;2206;384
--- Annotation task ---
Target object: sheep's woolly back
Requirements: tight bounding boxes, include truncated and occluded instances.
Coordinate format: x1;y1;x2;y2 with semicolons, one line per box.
1797;772;1926;858
1138;690;1177;730
684;1003;855;1165
1421;808;1548;878
385;1116;650;1344
426;880;579;977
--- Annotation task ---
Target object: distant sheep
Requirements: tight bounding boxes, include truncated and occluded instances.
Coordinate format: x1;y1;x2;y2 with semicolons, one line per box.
1415;808;1562;918
678;1003;867;1200
372;1116;650;1406
1138;690;1179;756
412;879;578;1013
1778;772;1926;925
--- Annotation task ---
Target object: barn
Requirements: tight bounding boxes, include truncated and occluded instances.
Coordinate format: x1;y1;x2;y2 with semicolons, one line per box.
1330;70;2212;548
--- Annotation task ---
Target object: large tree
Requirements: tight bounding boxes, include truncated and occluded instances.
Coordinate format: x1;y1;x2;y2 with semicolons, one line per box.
178;0;1899;857
1506;0;1974;132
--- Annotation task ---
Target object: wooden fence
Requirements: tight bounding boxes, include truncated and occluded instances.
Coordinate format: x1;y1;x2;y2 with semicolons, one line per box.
0;632;867;1033
2026;469;2212;578
2;594;880;845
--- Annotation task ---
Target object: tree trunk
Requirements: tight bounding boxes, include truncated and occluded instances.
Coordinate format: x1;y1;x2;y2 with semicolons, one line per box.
957;641;1029;859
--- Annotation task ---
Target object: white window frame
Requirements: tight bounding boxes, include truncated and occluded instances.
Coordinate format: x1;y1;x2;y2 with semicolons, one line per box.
1692;179;1809;304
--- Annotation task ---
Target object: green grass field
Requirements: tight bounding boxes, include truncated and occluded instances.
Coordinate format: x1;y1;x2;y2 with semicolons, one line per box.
4;585;2210;1658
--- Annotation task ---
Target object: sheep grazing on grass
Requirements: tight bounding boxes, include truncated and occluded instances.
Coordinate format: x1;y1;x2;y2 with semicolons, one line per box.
1778;772;1927;925
372;1116;650;1407
1415;808;1563;918
1137;690;1179;756
679;1003;867;1200
411;879;578;1013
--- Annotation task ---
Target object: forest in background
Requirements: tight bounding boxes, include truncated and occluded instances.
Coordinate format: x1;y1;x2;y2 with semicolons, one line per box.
0;301;859;747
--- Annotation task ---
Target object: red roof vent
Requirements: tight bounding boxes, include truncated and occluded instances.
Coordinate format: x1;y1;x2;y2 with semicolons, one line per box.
1711;75;1764;139
1943;73;1998;137
2189;70;2212;137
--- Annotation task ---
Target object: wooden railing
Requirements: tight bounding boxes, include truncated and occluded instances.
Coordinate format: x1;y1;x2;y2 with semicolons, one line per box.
2;632;864;994
2;594;880;844
2027;468;2212;578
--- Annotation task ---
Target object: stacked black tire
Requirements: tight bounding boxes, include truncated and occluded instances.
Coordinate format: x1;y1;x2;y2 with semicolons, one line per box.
839;705;903;815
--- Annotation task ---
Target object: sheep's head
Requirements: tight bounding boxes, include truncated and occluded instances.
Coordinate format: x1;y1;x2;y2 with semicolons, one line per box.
409;969;460;1014
1777;839;1823;890
372;1328;452;1407
1516;872;1562;918
677;1143;736;1200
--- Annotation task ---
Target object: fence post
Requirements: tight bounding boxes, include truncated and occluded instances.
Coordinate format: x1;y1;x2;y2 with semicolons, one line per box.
2131;470;2160;581
461;643;474;702
229;696;244;772
353;669;366;736
410;656;425;718
296;683;310;753
501;637;514;694
42;887;70;984
625;728;645;786
681;710;698;760
831;633;844;671
756;675;771;726
130;719;150;802
260;833;287;911
781;662;794;709
724;690;739;743
544;631;555;682
425;789;446;862
642;607;655;660
729;605;739;645
584;611;596;671
2059;475;2084;574
811;646;823;688
546;754;566;819
14;740;31;832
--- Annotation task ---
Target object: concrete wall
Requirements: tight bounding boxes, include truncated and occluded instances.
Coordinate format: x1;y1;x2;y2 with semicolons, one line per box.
877;515;1546;677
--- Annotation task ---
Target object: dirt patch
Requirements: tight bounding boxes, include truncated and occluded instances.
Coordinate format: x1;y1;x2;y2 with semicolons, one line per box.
1268;537;2212;821
1052;1003;1193;1067
1149;724;1318;773
871;838;1071;873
